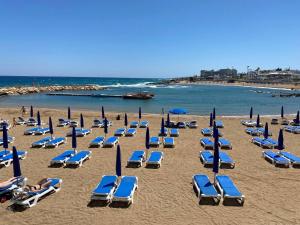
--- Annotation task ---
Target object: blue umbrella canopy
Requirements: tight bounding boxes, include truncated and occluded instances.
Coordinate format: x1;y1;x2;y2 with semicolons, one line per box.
278;129;284;151
12;146;22;177
139;107;142;120
104;117;108;136
68;107;71;120
2;125;8;153
281;106;284;118
124;113;128;127
72;126;77;151
166;113;170;127
250;107;253;119
80;113;84;128
213;108;216;120
264;122;269;139
116;145;122;177
213;128;219;182
30;105;33;117
256;114;260;127
49;117;53;137
169;108;188;115
37;111;41;127
101;106;105;119
209;113;213;127
160;117;165;136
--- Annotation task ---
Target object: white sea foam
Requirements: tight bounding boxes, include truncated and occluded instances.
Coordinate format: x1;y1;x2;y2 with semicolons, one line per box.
103;82;190;89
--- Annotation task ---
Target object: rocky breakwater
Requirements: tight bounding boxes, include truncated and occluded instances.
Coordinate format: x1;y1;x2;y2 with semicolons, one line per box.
0;85;106;96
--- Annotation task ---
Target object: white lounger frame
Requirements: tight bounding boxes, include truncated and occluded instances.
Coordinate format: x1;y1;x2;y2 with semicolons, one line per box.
112;177;138;205
65;151;92;167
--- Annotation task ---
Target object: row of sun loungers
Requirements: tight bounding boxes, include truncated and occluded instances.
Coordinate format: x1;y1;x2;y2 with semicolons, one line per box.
0;136;15;145
50;150;92;167
158;128;180;137
149;137;175;148
245;127;272;136
200;138;232;149
193;174;244;206
284;126;300;134
252;137;279;149
66;128;91;137
24;127;50;135
0;150;27;167
32;137;66;148
200;151;235;168
127;150;164;168
262;150;300;168
91;175;138;206
201;128;223;137
114;128;137;137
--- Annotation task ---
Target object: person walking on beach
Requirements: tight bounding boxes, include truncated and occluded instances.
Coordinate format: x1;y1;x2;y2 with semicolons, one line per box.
21;106;27;117
12;117;16;127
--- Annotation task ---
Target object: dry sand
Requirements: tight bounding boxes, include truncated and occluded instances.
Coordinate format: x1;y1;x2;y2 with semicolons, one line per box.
0;107;300;225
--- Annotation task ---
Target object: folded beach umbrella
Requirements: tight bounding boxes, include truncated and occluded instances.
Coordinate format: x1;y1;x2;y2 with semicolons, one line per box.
213;128;219;184
166;113;170;127
263;122;269;139
160;117;165;136
277;129;284;152
139;107;142;122
212;108;216;120
104;117;108;137
2;125;8;153
281;106;284;119
116;145;122;177
72;126;77;153
145;127;150;159
68;107;71;120
80;113;84;128
12;146;22;177
124;113;128;128
250;107;253;120
30;105;33;118
209;113;213;127
101;106;105;119
49;117;53;138
213;121;217;138
37;111;41;127
256;114;260;127
162;107;164;115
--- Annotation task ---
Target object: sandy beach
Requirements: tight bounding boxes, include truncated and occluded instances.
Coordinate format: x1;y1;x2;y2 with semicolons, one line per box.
1;107;300;225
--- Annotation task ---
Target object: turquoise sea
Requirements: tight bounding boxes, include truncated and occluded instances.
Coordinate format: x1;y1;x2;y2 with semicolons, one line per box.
0;76;299;116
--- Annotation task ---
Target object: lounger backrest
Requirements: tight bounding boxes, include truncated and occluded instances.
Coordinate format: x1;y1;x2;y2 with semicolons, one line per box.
150;137;159;142
216;175;242;197
265;151;288;162
130;150;145;160
93;175;117;194
201;151;213;161
219;152;233;163
194;174;218;195
69;151;90;161
201;138;213;145
148;151;162;161
281;152;300;162
107;136;117;143
114;176;137;197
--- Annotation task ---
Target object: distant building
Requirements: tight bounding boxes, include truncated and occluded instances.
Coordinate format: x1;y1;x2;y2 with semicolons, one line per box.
200;68;238;80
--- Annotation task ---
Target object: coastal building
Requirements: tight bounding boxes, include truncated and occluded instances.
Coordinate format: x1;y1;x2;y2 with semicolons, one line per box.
200;68;238;80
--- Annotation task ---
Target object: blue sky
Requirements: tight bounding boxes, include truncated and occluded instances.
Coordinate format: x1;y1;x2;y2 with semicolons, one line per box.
0;0;299;77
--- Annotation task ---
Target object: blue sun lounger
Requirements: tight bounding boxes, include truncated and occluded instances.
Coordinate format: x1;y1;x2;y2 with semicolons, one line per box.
159;128;168;136
262;151;290;167
112;176;138;205
57;118;70;127
65;150;91;167
35;127;50;135
199;151;214;166
219;152;235;168
24;127;41;135
91;175;118;202
241;120;257;127
0;150;11;158
163;137;175;148
146;151;164;168
44;137;66;148
130;121;139;128
0;151;27;167
50;150;76;166
192;174;221;205
200;138;214;149
89;136;105;147
125;128;137;137
114;128;126;136
139;120;149;128
11;178;62;208
103;136;119;147
170;128;179;137
0;136;14;146
252;137;275;149
67;128;91;137
201;128;213;136
149;136;160;147
127;150;145;167
215;120;224;128
32;136;53;148
215;175;245;206
0;176;27;198
92;119;104;128
280;152;300;167
284;126;300;134
245;128;262;136
218;138;232;149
